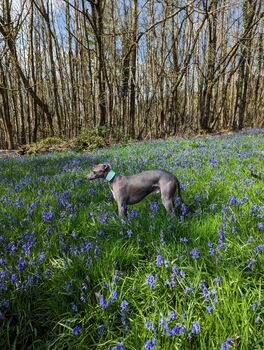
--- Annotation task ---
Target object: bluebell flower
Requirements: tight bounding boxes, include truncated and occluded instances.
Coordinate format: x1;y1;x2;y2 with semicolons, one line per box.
112;290;118;300
220;338;234;350
129;209;138;218
144;338;156;350
82;283;88;291
190;247;199;260
111;341;125;350
252;302;257;311
231;226;236;234
2;299;9;308
113;271;120;284
229;195;238;205
253;244;264;254
0;258;7;266
169;323;186;335
169;310;176;320
156;254;163;266
209;247;216;256
258;222;264;230
247;236;253;244
172;265;179;274
37;251;45;262
145;320;154;330
80;295;86;303
215;276;221;286
98;324;105;335
209;203;216;210
99;294;109;309
206;305;214;313
42;210;54;221
248;257;255;269
66;282;71;292
70;301;78;313
127;229;133;237
121;300;128;312
17;259;26;271
146;274;155;288
220;341;229;350
44;268;50;278
219;229;225;241
211;288;217;295
72;325;81;334
159;316;168;332
121;312;127;326
191;321;200;333
10;274;18;283
181;203;187;216
184;286;194;294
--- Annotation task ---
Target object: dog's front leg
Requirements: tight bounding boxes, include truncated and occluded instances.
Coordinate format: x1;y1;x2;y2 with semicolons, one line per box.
117;200;128;217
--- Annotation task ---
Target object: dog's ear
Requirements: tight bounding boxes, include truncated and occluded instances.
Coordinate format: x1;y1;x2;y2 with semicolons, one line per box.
102;163;111;171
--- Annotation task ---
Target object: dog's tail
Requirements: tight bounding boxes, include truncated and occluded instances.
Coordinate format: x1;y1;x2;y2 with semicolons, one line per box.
176;179;195;214
176;178;184;204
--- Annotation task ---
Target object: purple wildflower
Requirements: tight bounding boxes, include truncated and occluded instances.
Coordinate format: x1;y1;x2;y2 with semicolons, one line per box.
145;320;154;330
70;301;78;313
99;294;109;309
214;276;221;286
209;247;216;256
111;342;125;350
247;236;253;244
190;247;199;260
42;210;54;221
156;254;163;266
258;222;264;230
169;310;176;320
80;295;86;303
2;299;9;308
127;229;133;237
121;300;128;312
17;259;26;271
220;341;230;350
191;321;200;333
144;338;156;350
206;305;214;313
168;324;186;335
72;325;81;334
252;302;257;311
146;274;155;288
248;257;255;269
98;324;105;335
112;290;118;300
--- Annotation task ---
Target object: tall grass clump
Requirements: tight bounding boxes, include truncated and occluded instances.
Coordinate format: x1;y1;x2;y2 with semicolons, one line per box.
0;130;263;349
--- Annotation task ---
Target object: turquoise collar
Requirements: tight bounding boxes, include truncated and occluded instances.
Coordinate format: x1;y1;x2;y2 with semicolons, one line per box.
106;169;116;182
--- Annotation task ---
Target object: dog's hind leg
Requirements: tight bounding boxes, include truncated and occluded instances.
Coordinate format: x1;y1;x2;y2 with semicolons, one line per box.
160;182;177;214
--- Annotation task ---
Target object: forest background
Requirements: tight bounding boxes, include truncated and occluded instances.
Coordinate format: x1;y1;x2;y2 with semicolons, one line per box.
0;0;263;149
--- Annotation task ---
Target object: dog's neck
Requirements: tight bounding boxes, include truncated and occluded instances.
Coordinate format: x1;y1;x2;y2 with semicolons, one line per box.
105;169;116;182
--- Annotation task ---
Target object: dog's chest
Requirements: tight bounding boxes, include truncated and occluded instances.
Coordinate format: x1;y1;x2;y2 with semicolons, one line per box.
109;183;117;200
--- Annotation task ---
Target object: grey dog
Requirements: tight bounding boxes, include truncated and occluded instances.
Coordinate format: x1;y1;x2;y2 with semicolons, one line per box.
86;163;183;216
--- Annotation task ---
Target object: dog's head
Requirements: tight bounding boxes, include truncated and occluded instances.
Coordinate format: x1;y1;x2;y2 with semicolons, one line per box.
86;163;111;180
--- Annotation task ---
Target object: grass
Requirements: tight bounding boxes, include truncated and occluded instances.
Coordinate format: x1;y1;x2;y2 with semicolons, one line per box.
0;129;263;350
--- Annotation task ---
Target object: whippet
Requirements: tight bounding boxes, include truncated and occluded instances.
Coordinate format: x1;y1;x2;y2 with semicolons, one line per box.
86;163;183;217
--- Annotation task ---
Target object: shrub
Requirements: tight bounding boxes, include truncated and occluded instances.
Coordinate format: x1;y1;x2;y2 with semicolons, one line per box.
38;136;64;145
